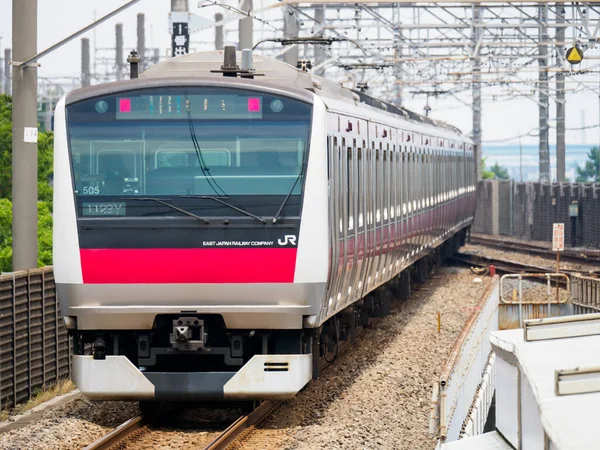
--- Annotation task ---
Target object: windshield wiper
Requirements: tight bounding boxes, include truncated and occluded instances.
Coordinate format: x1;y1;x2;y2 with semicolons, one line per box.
272;170;303;224
179;195;266;224
123;197;210;224
185;97;228;198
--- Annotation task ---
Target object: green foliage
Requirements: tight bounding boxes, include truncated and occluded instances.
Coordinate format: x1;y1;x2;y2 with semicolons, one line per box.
481;157;495;179
0;95;12;200
489;162;510;180
38;132;54;204
37;202;53;268
0;198;12;272
0;95;54;269
482;156;510;180
0;200;52;271
575;147;600;183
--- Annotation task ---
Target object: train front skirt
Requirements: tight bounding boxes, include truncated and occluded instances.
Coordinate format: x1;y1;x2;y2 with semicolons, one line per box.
72;353;312;401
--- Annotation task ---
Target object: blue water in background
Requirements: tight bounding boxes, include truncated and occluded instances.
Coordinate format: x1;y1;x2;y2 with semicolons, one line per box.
483;144;597;181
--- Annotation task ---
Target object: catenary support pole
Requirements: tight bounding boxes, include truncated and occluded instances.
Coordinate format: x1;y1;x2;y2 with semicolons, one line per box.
555;4;566;182
313;4;325;75
115;23;124;81
394;7;404;107
538;5;551;183
215;13;224;50
239;0;253;50
283;7;300;66
472;5;482;180
81;38;91;87
12;0;38;270
137;13;146;70
4;49;11;96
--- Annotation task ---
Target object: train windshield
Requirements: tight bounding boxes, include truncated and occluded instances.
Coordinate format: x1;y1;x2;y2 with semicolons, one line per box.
66;88;312;217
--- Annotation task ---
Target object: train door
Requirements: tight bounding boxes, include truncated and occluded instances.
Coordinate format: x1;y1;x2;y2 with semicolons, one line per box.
380;140;391;283
360;132;375;298
391;138;400;277
325;131;342;320
400;142;408;265
434;147;440;243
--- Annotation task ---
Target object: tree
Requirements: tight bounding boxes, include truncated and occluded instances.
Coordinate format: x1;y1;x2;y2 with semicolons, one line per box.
481;157;495;179
0;198;12;272
0;199;53;272
0;95;54;201
37;132;54;204
481;157;509;180
489;162;510;180
576;146;600;183
0;95;12;199
0;94;55;269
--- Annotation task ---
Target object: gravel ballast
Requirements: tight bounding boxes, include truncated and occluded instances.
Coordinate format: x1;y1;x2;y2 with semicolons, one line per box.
0;265;488;450
462;243;598;273
0;397;139;449
232;266;489;450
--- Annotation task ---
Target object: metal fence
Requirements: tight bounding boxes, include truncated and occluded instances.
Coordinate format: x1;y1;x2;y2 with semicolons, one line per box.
473;180;600;248
0;267;71;409
498;273;572;330
571;275;600;315
431;275;499;442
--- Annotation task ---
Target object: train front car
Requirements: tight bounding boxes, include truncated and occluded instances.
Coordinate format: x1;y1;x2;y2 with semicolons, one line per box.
53;66;329;400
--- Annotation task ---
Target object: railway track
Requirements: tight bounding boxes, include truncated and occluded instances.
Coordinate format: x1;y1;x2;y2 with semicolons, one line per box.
469;234;600;265
453;252;600;281
84;309;384;450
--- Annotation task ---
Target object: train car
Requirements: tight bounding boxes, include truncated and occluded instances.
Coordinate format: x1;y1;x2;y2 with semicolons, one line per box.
53;47;476;403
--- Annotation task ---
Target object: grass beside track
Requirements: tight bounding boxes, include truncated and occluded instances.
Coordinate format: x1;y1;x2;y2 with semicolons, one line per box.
0;379;75;421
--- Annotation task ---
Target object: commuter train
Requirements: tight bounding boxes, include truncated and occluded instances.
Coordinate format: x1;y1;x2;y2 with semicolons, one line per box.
53;48;476;404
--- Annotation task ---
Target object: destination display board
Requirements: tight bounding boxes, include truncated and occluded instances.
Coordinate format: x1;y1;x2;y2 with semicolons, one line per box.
113;94;264;120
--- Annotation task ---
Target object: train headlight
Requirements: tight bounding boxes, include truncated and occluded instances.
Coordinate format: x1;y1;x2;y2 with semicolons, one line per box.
63;316;78;330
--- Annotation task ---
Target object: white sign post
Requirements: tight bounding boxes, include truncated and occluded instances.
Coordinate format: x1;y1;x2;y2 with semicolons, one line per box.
553;223;564;273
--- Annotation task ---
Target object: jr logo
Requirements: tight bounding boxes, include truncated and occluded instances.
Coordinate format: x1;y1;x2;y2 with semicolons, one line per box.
278;235;297;246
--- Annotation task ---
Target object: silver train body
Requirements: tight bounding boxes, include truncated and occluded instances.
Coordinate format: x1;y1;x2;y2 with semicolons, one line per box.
53;51;476;402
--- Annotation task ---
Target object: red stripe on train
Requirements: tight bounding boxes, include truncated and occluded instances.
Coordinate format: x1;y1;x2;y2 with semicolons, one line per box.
80;248;298;284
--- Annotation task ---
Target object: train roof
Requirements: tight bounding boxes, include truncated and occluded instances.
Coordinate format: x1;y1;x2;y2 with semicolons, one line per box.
65;50;466;140
141;50;464;136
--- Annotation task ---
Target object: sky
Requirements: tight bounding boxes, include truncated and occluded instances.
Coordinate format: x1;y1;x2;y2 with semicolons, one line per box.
0;0;599;153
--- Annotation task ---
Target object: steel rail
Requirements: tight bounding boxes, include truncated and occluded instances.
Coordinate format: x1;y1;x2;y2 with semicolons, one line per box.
469;235;600;265
202;400;279;450
453;253;600;280
83;413;146;450
202;299;388;449
81;273;419;450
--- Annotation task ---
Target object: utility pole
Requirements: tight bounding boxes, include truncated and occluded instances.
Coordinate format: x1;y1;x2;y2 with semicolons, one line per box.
555;4;566;182
4;49;11;96
215;13;224;50
538;5;550;183
472;5;483;180
12;0;38;270
239;0;253;50
283;8;300;66
81;38;91;87
137;13;146;70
